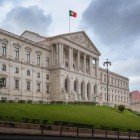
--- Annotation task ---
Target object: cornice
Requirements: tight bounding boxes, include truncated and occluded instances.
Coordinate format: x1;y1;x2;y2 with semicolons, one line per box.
100;82;129;91
0;56;49;71
0;28;51;52
99;67;129;80
50;67;99;80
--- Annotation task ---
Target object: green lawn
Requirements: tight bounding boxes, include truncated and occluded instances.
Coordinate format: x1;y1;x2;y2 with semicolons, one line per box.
0;103;140;131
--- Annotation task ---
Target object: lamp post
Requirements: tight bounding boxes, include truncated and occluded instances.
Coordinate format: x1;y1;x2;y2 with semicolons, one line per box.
103;59;111;103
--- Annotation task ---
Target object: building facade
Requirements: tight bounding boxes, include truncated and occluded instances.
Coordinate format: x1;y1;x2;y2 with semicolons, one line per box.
0;29;130;106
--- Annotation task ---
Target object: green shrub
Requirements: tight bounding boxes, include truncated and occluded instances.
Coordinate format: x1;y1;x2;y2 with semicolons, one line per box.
27;100;32;103
118;105;125;112
21;117;29;123
39;100;43;104
18;100;26;103
8;100;15;103
1;99;7;103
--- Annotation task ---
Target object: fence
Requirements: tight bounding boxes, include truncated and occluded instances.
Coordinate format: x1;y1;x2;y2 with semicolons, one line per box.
0;121;139;139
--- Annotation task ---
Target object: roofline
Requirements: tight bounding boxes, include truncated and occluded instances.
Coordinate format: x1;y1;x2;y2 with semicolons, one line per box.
99;67;129;80
0;28;49;51
20;30;46;39
45;30;101;55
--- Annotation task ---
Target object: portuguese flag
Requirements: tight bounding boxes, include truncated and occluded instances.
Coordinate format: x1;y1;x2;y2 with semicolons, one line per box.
69;10;77;18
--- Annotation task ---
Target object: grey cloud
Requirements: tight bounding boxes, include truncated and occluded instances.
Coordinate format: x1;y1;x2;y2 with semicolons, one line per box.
82;0;140;45
1;6;52;35
110;58;140;76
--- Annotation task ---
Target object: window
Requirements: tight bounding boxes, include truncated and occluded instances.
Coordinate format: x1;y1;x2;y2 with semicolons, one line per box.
100;87;102;90
100;74;102;81
37;83;40;91
15;79;19;89
104;75;106;82
2;64;6;71
27;81;30;90
15;47;19;59
46;75;49;79
94;84;97;93
47;85;50;92
46;57;49;67
15;68;19;73
37;54;40;65
27;70;30;76
37;72;40;78
26;51;30;62
65;61;68;67
111;77;113;84
1;77;6;87
2;43;6;55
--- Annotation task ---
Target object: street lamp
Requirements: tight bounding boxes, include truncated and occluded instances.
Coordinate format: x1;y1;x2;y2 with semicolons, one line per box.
103;59;111;103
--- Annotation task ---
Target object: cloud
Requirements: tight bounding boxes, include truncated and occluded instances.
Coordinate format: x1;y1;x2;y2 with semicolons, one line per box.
111;58;140;76
82;0;140;45
129;76;140;91
1;6;52;35
110;58;140;90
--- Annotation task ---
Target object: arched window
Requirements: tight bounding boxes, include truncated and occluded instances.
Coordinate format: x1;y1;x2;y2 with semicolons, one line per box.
81;81;85;100
94;84;97;94
87;82;91;100
74;80;77;92
65;78;68;92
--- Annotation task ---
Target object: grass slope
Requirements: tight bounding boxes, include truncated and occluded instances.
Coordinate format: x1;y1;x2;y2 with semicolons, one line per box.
0;103;140;130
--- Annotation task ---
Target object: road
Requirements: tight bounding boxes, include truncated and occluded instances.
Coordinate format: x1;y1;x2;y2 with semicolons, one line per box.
0;135;105;140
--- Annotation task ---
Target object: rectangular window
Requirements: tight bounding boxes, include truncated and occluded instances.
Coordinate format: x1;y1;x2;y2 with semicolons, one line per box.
15;47;19;59
27;81;30;90
37;83;40;91
15;68;19;73
46;75;49;79
26;51;30;62
2;43;6;55
37;72;40;78
2;77;6;87
27;70;30;76
2;64;6;71
47;85;50;92
37;54;40;65
46;57;49;67
15;79;19;89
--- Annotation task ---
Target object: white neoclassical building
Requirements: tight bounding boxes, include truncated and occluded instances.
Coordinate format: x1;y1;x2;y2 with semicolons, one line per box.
0;28;130;106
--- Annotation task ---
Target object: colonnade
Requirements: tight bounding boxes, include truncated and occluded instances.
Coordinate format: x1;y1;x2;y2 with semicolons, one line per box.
51;43;99;76
64;76;97;101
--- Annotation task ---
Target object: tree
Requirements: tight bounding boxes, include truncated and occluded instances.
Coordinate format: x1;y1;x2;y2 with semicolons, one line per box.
118;105;125;112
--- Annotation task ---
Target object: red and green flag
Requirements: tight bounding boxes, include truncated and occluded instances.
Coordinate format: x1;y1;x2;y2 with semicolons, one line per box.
69;10;77;18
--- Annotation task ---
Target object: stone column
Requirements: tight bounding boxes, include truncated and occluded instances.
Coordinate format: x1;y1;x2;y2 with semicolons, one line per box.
85;84;88;100
84;53;86;74
51;46;54;66
77;51;80;71
90;56;93;75
58;43;61;65
95;58;99;78
56;43;59;65
69;46;71;70
61;43;64;66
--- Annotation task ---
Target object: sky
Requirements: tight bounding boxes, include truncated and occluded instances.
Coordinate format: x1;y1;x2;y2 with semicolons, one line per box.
0;0;140;91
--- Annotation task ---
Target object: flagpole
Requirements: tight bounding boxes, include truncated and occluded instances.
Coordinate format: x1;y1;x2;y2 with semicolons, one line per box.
69;13;70;33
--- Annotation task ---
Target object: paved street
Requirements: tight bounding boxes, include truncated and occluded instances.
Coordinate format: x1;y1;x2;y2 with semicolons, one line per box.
0;135;102;140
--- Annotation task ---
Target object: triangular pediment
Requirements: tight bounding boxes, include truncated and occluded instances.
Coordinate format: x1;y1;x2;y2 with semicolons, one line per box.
60;31;101;55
